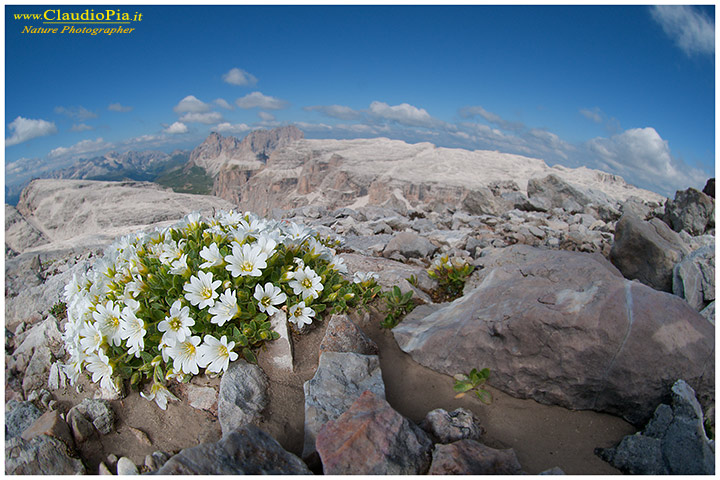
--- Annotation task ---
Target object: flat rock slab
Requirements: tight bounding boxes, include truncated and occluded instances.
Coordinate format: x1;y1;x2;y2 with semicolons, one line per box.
303;352;385;457
428;439;524;475
152;424;311;474
318;314;379;357
393;244;714;425
316;390;432;475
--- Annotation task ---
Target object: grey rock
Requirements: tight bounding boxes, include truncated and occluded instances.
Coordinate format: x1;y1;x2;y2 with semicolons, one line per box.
153;424;311;474
383;231;438;259
258;310;293;372
420;407;484;443
539;466;566;474
621;196;653;220
5;400;42;439
22;345;53;396
610;212;689;292
393;245;714;425
596;379;714;475
9;314;63;373
700;301;715;324
341;252;434;303
72;398;115;435
5;434;85;474
663;187;714;235
462;187;503;216
318;314;379;357
527;174;608;213
67;407;96;444
98;461;113;475
20;409;75;450
5;204;49;254
186;384;218;411
217;359;269;436
341;233;392;255
673;245;715;311
428;439;524;475
116;457;139;475
303;352;385;457
145;451;171;471
316;390;432;475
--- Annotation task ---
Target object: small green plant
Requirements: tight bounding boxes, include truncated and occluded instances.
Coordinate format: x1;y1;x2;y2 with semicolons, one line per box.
49;301;67;320
407;274;418;287
427;254;474;301
453;368;492;404
380;286;415;329
351;272;382;311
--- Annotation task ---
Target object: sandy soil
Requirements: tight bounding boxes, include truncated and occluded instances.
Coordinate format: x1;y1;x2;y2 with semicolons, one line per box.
48;304;635;475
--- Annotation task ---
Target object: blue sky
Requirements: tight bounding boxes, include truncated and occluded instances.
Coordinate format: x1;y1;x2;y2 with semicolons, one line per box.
5;4;715;197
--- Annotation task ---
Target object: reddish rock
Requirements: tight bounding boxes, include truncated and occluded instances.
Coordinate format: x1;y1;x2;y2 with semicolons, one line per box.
316;391;432;475
428;439;523;475
21;410;74;450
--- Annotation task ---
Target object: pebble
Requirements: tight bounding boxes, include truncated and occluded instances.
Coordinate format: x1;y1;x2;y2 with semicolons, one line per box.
98;462;113;475
116;457;139;475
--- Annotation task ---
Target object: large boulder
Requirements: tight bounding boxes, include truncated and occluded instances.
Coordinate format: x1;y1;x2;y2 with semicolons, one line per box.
596;379;714;475
673;245;715;312
6;434;85;475
316;390;432;475
217;359;269;436
393;245;714;425
663;187;714;236
527;173;615;216
152;425;311;474
609;212;689;292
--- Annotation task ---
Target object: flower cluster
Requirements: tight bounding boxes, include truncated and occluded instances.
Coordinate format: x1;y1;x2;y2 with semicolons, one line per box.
427;254;475;301
61;211;356;409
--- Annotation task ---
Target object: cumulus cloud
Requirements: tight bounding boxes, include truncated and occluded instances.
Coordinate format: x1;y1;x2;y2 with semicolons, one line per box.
48;137;111;160
214;122;251;135
304;104;363;120
54;105;97;120
6;116;58;146
164;122;188;134
179;112;223;124
173;95;211;114
214;98;234;110
584;127;707;195
651;5;715;57
368;101;435;127
222;67;258;87
108;102;133;112
235;92;289;110
71;123;94;132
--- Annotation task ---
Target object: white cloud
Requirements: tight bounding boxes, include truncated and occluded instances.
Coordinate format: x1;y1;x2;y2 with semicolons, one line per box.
651;5;714;57
164;122;188;134
179;112;223;124
459;106;524;132
579;107;603;124
108;102;133;112
235;91;288;110
304;104;362;120
173;95;211;114
215;122;251;135
222;67;258;86
54;105;97;120
214;98;234;110
369;101;435;127
6;116;58;146
584;127;707;195
71;123;94;132
48;138;111;160
258;111;275;122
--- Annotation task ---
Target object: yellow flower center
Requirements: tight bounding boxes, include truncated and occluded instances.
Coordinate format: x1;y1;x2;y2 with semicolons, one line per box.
261;296;272;307
241;261;254;272
218;345;228;357
301;278;313;289
201;286;213;299
182;342;196;356
169;316;182;330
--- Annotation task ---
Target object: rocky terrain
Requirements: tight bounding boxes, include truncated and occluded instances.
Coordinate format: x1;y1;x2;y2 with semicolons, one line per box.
4;132;715;475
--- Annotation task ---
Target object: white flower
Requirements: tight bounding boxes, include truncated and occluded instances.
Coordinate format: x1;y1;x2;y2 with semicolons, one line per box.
253;282;287;316
140;383;179;410
63;348;85;386
120;307;146;358
282;222;313;247
183;271;221;309
169;253;189;275
197;335;238;374
180;212;202;230
85;348;117;393
353;271;379;284
159;240;185;265
288;301;315;328
92;300;123;347
224;243;268;278
167;336;201;375
208;289;239;327
158;300;195;345
255;234;278;257
199;243;224;269
329;255;348;274
79;321;104;354
219;210;244;228
289;266;324;300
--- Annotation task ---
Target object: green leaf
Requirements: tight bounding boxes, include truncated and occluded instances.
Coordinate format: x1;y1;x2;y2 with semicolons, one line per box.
242;348;257;364
475;388;493;405
453;381;473;393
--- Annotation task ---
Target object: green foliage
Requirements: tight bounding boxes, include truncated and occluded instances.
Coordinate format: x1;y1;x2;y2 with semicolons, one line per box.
453;368;492;404
155;165;214;195
427;254;474;301
380;286;415;329
49;301;67;320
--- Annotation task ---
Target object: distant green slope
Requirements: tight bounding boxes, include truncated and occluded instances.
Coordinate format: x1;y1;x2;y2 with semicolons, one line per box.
155;163;214;195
